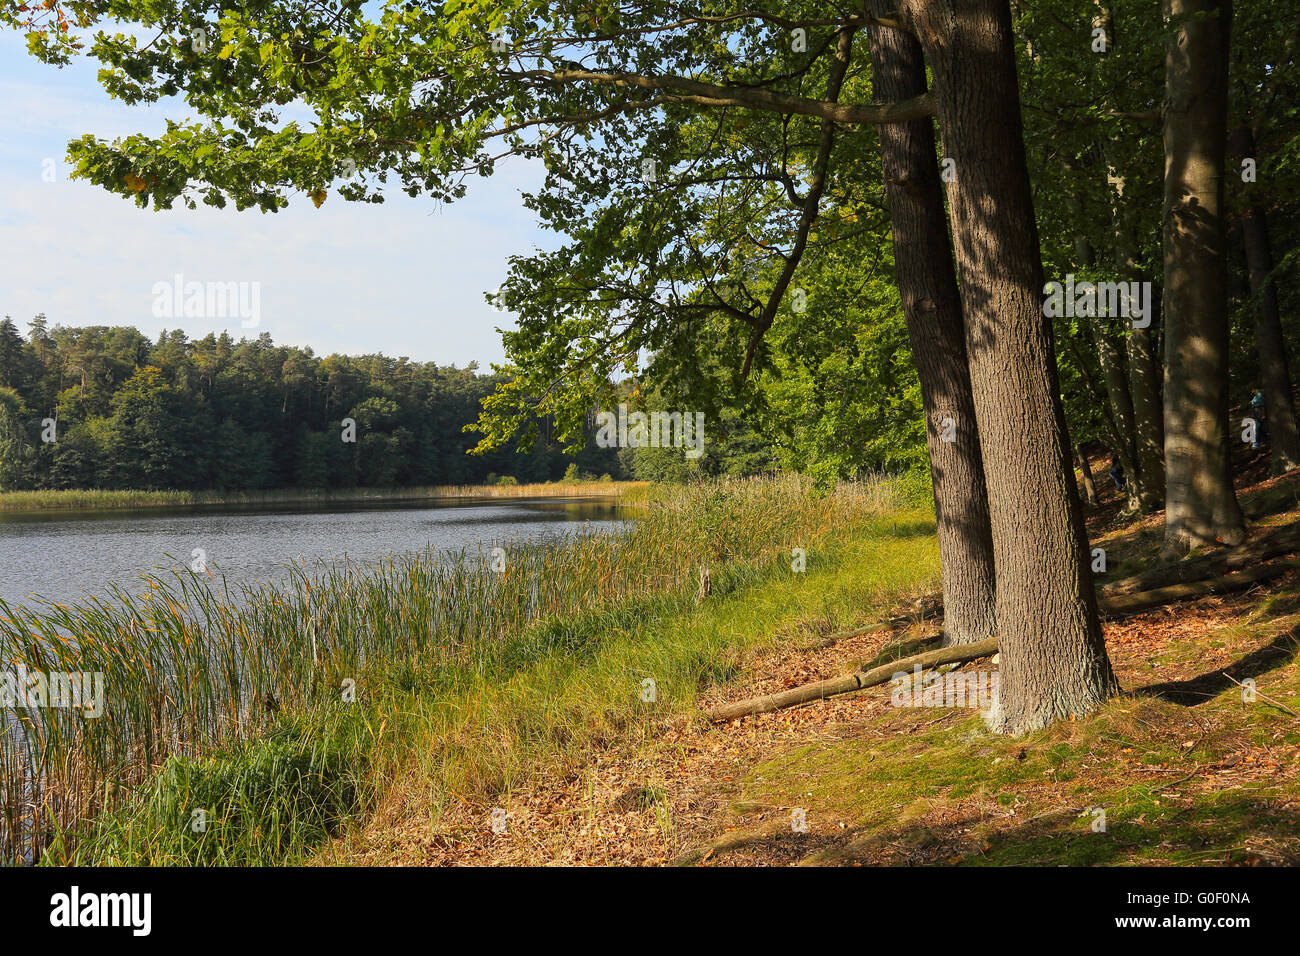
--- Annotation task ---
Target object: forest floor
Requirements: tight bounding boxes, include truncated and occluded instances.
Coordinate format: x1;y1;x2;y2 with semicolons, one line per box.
322;449;1300;866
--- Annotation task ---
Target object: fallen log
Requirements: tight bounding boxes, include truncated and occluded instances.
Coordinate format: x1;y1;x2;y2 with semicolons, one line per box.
1101;523;1300;596
705;559;1300;722
1098;558;1300;617
824;527;1300;639
703;638;998;723
804;619;896;651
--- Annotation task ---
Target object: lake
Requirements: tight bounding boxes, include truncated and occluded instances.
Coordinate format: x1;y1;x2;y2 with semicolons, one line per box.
0;497;630;609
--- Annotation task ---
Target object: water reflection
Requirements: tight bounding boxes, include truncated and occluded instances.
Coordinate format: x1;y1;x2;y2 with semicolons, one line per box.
0;497;629;608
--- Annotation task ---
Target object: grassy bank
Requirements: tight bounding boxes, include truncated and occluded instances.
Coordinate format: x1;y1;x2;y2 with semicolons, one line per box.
378;469;1298;867
13;470;1298;866
1;474;933;864
0;481;648;514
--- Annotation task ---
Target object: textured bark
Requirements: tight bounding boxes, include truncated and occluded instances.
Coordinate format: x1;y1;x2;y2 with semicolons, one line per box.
1075;443;1098;506
1230;124;1300;474
1161;0;1245;555
899;0;1120;735
1126;289;1166;510
867;3;997;647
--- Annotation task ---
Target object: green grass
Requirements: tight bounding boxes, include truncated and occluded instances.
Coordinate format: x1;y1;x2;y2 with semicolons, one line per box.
2;473;936;864
65;712;369;866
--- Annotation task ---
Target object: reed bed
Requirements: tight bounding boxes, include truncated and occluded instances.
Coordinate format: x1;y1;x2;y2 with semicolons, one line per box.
0;481;649;513
0;474;916;864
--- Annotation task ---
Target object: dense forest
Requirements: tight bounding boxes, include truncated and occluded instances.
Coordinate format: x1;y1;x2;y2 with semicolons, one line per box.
0;316;629;490
0;315;788;490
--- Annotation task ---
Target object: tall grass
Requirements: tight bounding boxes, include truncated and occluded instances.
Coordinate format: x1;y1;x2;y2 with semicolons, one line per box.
0;481;648;513
0;474;920;864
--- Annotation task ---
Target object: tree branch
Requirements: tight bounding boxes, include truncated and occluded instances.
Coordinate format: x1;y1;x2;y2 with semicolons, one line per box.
517;68;935;125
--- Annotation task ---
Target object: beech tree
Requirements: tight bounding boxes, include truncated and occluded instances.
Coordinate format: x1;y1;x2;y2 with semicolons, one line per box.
897;0;1119;732
1161;0;1245;554
866;0;997;646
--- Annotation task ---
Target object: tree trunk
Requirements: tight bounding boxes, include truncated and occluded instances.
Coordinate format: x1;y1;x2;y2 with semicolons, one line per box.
1071;222;1142;510
1075;443;1098;506
1110;185;1165;512
1093;322;1141;508
899;0;1120;734
1100;5;1165;512
1229;123;1300;474
1125;283;1166;510
1161;0;1245;555
867;3;997;647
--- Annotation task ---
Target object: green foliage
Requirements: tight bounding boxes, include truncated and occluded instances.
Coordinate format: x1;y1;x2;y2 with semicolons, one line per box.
0;321;622;490
76;719;367;866
6;0;1299;488
0;386;34;490
2;1;940;483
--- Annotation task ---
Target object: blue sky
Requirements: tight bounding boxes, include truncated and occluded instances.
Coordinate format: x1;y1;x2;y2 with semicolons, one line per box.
0;31;550;367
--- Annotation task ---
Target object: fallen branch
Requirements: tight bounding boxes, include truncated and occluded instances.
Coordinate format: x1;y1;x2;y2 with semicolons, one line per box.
705;560;1300;722
703;637;998;723
806;606;941;651
1101;524;1300;596
1222;674;1299;717
1097;559;1300;617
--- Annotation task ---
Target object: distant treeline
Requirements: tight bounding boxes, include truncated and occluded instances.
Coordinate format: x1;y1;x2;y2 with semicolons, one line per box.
0;316;626;491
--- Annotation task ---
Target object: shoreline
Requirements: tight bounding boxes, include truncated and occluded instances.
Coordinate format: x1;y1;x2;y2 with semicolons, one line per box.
3;475;873;864
0;481;650;514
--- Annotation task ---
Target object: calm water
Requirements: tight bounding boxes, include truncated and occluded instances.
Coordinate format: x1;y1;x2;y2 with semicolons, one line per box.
0;497;629;609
